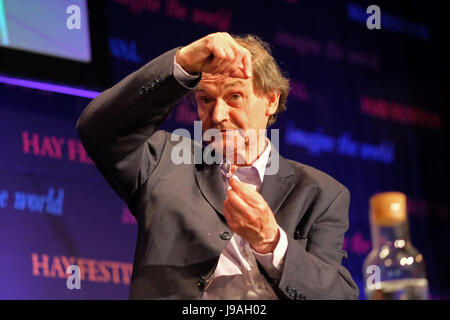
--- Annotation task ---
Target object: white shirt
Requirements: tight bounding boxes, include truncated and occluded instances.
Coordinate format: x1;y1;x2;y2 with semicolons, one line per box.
202;140;289;300
173;58;288;299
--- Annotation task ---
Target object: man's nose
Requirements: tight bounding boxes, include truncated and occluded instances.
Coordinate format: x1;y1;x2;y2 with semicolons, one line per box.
211;98;229;125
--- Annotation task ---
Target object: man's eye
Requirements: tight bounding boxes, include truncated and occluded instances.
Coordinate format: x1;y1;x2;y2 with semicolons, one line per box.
230;93;242;100
201;97;213;104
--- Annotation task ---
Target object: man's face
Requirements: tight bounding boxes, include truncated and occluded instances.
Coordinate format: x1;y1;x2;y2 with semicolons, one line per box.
194;73;278;163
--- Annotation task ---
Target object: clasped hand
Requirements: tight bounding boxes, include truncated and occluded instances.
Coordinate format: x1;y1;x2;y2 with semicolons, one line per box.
223;173;280;254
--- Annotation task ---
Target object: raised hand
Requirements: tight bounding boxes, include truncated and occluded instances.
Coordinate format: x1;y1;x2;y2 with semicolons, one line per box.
175;32;252;79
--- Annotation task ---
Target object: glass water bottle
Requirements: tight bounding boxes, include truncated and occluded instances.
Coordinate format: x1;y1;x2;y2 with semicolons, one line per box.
363;192;428;300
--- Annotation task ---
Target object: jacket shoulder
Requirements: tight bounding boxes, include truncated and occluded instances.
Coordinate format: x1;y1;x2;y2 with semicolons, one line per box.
283;157;348;196
145;129;202;168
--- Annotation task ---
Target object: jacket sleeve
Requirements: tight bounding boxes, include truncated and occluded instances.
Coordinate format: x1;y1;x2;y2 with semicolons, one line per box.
75;47;199;207
276;187;360;300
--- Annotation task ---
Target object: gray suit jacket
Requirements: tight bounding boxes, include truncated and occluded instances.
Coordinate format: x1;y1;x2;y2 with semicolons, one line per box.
76;47;359;300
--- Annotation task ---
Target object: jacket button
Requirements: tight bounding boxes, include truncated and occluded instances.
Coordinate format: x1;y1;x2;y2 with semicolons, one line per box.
290;290;297;298
220;231;231;240
294;292;306;300
197;276;205;291
286;286;298;298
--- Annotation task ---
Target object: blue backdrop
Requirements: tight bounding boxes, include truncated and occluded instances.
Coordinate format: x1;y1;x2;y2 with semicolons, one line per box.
0;0;448;299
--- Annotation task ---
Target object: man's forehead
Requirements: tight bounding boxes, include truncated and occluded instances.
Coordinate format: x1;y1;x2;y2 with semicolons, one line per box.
197;73;249;92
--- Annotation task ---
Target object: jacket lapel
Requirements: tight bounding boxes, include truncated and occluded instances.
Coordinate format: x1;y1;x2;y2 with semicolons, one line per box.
195;162;226;215
260;146;295;216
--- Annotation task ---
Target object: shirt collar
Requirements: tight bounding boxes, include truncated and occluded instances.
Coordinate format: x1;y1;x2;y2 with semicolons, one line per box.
219;137;271;184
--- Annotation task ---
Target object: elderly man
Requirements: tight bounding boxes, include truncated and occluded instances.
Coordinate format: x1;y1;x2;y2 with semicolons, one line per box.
76;32;359;300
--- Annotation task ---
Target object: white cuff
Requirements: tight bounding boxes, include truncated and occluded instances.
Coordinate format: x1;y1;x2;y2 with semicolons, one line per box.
251;226;288;279
173;55;200;87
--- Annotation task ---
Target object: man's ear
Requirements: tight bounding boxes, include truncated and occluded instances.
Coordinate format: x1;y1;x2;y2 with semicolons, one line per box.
187;91;198;107
265;91;280;116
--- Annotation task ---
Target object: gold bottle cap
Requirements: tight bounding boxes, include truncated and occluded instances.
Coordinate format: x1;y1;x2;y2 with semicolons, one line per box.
370;192;407;226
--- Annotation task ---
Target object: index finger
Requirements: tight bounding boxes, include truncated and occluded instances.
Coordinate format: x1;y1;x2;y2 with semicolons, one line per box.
228;176;258;198
241;49;252;78
228;177;265;210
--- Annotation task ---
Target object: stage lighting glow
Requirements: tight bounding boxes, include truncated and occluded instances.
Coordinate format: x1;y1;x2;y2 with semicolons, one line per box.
0;75;100;99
